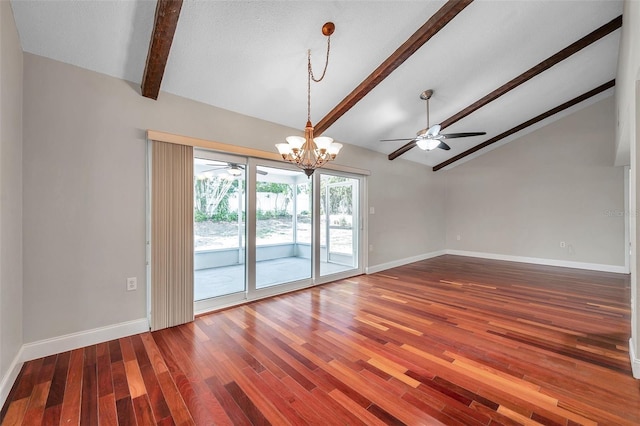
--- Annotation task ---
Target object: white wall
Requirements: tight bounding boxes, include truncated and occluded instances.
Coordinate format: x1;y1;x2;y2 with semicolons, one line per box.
0;0;24;401
616;0;640;377
444;96;625;270
22;53;446;344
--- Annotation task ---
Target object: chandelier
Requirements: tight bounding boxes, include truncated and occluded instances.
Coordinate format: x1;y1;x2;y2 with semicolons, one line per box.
276;22;343;177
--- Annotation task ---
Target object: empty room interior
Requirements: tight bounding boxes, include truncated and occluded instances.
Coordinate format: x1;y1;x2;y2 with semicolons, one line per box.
2;0;640;424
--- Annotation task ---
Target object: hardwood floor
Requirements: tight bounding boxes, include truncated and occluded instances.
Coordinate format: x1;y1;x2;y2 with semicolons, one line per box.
2;255;638;425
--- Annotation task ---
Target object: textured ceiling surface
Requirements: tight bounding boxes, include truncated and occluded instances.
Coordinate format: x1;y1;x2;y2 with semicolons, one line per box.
10;0;623;169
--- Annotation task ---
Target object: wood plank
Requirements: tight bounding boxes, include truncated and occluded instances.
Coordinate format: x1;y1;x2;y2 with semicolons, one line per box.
328;389;387;426
111;360;130;402
40;404;61;426
141;0;183;100
0;398;29;426
115;397;137;426
155;371;194;425
132;395;156;425
21;382;51;425
153;328;231;425
389;15;622;160
314;0;474;135
58;348;84;425
96;342;114;397
12;357;43;401
204;376;253;426
80;360;98;425
139;362;172;421
98;394;119;426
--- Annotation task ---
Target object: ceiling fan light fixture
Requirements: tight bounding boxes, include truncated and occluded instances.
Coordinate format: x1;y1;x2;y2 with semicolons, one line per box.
276;22;342;178
228;167;243;176
416;138;440;151
221;173;236;181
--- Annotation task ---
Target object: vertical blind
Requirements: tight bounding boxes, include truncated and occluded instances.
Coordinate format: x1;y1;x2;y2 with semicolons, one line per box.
151;141;194;331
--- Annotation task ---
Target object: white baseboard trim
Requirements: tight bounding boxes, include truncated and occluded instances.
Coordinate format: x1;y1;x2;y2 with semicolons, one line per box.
366;250;446;274
445;249;628;274
630;338;640;379
20;318;149;363
0;347;24;409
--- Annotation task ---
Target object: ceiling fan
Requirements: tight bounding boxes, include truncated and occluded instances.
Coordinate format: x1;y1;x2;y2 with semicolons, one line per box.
199;162;267;178
381;89;486;151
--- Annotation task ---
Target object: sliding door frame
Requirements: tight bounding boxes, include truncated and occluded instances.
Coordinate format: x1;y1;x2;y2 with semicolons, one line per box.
147;130;370;316
246;157;316;301
313;169;367;285
193;150;249;314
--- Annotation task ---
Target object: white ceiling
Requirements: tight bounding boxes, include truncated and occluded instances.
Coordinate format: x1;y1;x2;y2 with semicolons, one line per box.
10;0;623;169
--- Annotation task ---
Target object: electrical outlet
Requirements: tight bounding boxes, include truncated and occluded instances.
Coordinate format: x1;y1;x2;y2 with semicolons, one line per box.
560;241;566;248
456;235;461;241
127;277;137;291
369;207;375;214
369;244;374;252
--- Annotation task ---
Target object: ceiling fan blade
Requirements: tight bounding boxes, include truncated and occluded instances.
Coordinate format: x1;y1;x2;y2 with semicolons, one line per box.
438;141;451;151
380;138;414;142
441;132;486;139
426;124;441;137
201;166;229;173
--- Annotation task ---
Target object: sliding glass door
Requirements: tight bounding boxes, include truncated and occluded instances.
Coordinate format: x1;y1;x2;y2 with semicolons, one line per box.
194;150;364;313
254;164;312;289
193;152;247;311
320;174;359;277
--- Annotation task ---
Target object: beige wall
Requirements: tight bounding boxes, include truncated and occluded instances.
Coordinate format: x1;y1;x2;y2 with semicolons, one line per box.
22;53;446;343
0;0;24;391
616;0;640;376
444;96;625;268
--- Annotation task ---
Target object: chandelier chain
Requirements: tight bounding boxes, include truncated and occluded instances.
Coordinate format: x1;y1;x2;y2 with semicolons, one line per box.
276;22;341;178
306;35;331;122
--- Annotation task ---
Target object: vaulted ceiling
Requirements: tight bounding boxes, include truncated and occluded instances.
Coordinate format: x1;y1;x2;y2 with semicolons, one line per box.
10;0;623;170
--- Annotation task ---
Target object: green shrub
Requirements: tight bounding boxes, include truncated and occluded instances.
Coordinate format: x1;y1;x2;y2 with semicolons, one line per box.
195;210;209;222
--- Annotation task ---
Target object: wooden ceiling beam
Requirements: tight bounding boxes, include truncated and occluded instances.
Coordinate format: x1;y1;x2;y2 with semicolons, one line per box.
313;0;474;136
432;79;615;171
141;0;183;100
388;15;622;160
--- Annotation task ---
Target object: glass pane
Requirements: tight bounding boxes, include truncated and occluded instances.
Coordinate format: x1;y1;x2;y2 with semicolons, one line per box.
193;158;246;301
321;174;358;276
296;183;311;245
256;166;311;288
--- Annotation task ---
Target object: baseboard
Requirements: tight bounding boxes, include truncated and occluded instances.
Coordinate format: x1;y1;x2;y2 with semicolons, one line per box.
0;348;24;409
20;318;149;363
630;338;640;379
445;249;628;274
366;250;446;274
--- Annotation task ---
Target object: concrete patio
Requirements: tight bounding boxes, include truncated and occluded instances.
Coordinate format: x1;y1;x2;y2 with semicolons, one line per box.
194;256;354;300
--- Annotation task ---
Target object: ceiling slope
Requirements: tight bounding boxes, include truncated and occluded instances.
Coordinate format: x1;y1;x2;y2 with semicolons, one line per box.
314;0;472;136
10;1;624;169
388;15;623;161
